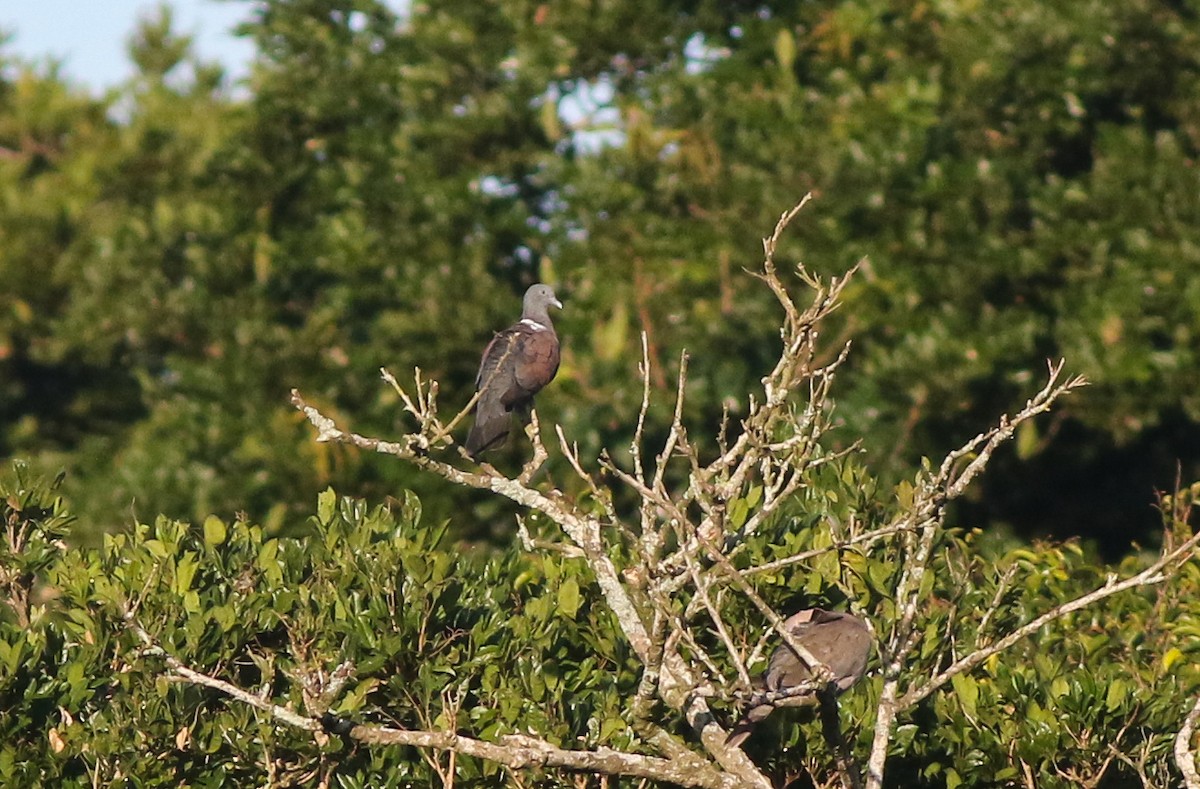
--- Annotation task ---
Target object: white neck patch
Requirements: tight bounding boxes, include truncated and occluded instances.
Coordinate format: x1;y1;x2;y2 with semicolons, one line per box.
520;318;547;330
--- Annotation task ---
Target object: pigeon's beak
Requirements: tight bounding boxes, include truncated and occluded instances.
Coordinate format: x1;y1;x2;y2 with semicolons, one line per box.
551;297;563;310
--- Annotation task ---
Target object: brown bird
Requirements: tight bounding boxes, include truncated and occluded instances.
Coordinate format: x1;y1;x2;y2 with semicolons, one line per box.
465;284;562;457
727;608;872;747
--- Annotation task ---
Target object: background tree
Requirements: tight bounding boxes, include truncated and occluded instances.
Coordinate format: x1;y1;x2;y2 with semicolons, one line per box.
2;0;1198;553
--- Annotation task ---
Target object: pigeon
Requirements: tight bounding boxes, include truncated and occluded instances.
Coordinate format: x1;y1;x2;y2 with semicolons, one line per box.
465;284;562;457
727;608;872;747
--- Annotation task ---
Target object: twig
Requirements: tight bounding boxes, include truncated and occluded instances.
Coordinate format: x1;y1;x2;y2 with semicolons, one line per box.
741;521;918;578
124;611;319;732
864;362;1088;789
652;350;690;493
901;529;1200;708
516;410;549;485
698;534;833;690
632;332;652;484
685;557;753;689
126;606;744;787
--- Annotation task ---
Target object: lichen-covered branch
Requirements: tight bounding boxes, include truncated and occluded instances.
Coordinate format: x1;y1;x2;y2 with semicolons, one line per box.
1176;695;1200;789
901;527;1200;709
126;613;742;789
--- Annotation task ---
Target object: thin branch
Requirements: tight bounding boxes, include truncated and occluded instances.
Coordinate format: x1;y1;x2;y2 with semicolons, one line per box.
632;331;652;485
742;521;918;578
555;425;617;525
516;410;549;485
125;612;319;732
974;562;1019;648
652;350;690;493
865;362;1088;789
290;389;652;661
940;361;1087;501
352;727;741;789
666;613;727;689
631;608;671;724
685;558;753;689
697;534;832;689
901;528;1200;709
130;609;742;789
292;389;771;786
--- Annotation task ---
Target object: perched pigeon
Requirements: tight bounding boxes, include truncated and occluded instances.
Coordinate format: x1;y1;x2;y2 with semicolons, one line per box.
727;608;872;747
465;284;562;457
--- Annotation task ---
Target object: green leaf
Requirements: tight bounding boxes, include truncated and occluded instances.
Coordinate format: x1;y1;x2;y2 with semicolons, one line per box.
175;553;198;594
144;539;169;560
1105;679;1128;712
317;488;337;524
203;516;227;546
813;549;841;585
917;568;936;600
558;578;581;619
729;498;750;529
951;673;979;717
211;605;237;633
599;716;625;742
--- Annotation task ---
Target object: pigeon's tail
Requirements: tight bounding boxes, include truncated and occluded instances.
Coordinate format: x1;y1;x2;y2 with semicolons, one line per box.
465;398;510;458
725;703;774;748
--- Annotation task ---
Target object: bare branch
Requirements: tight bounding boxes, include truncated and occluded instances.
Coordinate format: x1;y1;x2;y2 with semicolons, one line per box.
900;527;1200;708
555;425;617;525
684;557;753;689
290;389;652;661
940;361;1087;501
865;363;1089;789
129;609;742;789
632;331;653;485
125;612;319;732
289;197;1134;789
652;350;690;493
741;521;917;578
350;727;743;788
516;411;549;485
291;389;771;786
698;534;833;688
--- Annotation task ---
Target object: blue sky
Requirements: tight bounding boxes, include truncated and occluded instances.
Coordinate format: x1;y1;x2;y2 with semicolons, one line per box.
1;1;256;89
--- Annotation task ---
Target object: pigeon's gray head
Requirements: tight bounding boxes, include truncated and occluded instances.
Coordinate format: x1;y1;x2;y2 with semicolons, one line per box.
522;284;563;323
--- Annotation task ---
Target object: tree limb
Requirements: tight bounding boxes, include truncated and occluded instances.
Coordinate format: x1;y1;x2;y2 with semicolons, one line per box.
1176;695;1200;789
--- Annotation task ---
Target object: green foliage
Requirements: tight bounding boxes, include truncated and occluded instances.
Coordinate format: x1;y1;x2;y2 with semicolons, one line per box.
688;461;1200;786
892;531;1196;788
0;464;642;785
3;462;1197;785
